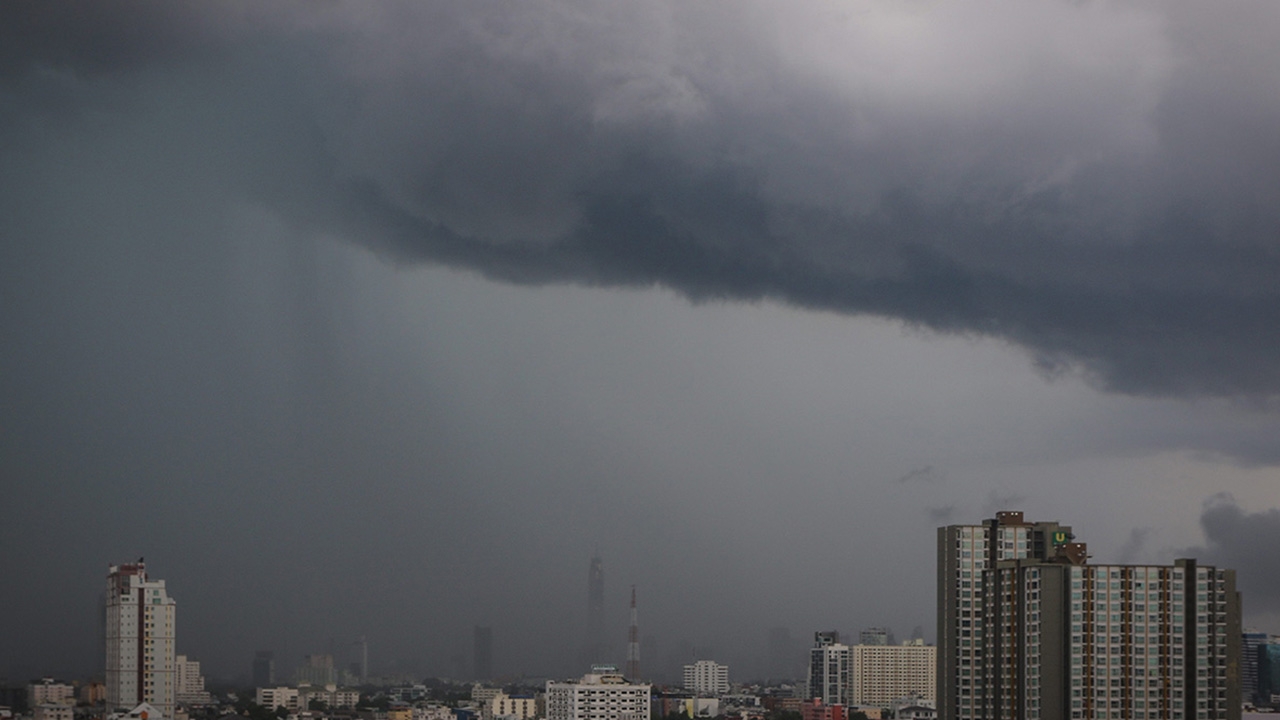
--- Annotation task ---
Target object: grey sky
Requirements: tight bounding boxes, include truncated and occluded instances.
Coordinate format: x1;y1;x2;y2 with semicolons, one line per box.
3;0;1280;685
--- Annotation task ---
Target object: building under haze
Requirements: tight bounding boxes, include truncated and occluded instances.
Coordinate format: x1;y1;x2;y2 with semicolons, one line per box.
105;561;176;718
938;511;1241;720
586;554;605;665
546;668;650;720
253;651;275;688
859;628;891;647
474;626;493;680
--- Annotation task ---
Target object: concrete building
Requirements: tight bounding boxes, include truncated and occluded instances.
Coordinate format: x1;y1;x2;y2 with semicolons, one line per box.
483;693;538;720
1257;642;1280;706
106;561;177;718
175;656;211;705
1242;632;1269;704
860;629;891;647
255;687;300;712
80;682;106;705
809;632;852;706
800;699;846;720
33;704;73;720
27;680;75;707
850;642;935;707
683;661;730;696
938;511;1242;720
545;669;650;720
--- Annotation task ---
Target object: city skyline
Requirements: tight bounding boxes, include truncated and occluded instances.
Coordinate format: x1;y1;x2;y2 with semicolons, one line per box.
5;0;1280;687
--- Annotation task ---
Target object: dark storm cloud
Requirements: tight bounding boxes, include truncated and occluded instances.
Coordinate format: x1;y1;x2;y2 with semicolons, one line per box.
1183;496;1280;615
1115;528;1152;564
5;1;1280;401
894;465;935;484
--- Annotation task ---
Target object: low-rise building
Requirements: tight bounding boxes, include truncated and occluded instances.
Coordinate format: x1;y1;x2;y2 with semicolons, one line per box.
34;704;74;720
28;680;76;707
546;670;649;720
256;687;300;712
484;693;537;720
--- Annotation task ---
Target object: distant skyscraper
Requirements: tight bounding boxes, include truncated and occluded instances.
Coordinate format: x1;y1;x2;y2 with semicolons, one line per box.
253;651;275;688
105;561;176;718
474;626;493;680
587;554;605;664
296;654;336;686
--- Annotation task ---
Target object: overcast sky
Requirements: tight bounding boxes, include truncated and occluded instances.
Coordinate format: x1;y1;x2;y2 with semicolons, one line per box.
4;0;1280;685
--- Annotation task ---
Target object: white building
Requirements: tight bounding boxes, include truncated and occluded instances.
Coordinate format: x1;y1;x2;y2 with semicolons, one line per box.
849;642;936;707
808;632;852;705
683;661;730;696
175;656;212;705
256;687;300;712
28;680;76;706
546;670;650;720
106;562;177;718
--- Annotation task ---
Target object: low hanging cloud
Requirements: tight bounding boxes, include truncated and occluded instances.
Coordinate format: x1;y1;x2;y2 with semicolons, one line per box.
1182;496;1280;615
4;1;1280;399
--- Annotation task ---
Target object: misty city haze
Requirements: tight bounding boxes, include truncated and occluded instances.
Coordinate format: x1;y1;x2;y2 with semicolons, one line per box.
4;0;1280;689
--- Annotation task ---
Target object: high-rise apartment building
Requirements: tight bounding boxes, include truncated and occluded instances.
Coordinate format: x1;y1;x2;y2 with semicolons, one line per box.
683;660;730;695
474;626;494;680
809;632;852;706
105;561;176;718
1258;642;1280;706
545;669;650;720
850;641;935;707
938;512;1241;720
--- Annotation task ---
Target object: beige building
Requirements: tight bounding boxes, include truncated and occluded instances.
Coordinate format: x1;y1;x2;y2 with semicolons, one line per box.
28;680;76;706
850;641;935;707
106;562;177;718
484;693;538;720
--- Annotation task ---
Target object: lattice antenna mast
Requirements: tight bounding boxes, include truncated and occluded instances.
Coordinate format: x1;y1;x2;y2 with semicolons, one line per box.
626;585;640;680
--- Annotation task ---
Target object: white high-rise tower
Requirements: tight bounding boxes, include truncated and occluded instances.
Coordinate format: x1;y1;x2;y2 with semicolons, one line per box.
106;561;176;718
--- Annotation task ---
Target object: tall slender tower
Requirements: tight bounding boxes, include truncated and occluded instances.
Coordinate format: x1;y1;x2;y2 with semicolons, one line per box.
587;554;605;663
626;585;640;680
105;560;176;718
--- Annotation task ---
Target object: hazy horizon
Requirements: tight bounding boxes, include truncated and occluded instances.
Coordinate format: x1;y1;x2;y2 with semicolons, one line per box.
5;0;1280;686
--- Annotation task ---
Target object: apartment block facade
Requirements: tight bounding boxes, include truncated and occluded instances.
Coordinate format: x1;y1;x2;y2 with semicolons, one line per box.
939;512;1241;720
105;562;177;718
